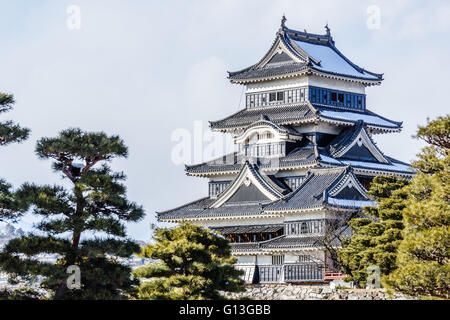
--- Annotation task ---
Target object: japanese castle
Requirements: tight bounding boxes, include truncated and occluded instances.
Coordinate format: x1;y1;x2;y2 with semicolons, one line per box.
158;18;413;284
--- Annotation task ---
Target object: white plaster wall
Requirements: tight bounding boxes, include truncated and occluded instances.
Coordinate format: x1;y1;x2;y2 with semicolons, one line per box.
245;77;308;93
284;251;324;263
257;255;273;265
284;254;299;263
283;211;327;221
236;255;256;264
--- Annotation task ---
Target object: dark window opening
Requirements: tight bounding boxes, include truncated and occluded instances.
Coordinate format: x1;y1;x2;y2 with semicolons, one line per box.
269;93;276;102
338;93;344;103
330;92;337;102
301;222;308;234
277;92;284;101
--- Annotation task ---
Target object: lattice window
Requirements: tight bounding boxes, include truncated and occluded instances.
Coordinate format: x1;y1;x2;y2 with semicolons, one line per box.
299;255;310;262
272;255;284;265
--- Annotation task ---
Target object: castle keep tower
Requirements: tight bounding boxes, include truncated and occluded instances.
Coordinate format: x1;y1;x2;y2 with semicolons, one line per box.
158;18;413;284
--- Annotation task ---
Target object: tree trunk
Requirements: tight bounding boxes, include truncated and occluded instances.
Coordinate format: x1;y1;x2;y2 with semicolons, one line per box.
72;231;81;249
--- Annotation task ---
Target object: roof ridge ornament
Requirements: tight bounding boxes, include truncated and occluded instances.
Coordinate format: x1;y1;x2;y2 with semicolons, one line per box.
281;14;287;29
325;23;331;36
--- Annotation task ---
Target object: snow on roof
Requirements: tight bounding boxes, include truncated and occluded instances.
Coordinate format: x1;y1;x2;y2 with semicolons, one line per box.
290;39;378;80
319;154;413;173
319;109;400;128
327;197;376;207
341;159;412;172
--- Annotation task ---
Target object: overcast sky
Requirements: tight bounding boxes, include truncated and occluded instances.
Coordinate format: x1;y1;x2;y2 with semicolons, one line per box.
0;0;449;241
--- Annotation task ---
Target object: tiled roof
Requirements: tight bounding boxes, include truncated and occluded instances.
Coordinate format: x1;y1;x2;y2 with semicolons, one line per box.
228;22;383;83
228;62;309;81
229;235;324;252
328;121;366;156
185;143;318;175
266;168;347;211
259;235;324;249
157;200;267;221
315;105;402;129
238;117;302;136
209;104;402;132
160;157;411;221
185;152;242;174
210;104;316;131
244;161;290;197
229;242;261;252
319;153;414;176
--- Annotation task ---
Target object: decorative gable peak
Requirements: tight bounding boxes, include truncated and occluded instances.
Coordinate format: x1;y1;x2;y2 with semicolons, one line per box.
211;161;288;208
329;121;390;164
228;18;383;85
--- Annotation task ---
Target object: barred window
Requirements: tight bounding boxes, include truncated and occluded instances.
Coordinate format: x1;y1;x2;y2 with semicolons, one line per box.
272;255;284;265
209;181;230;197
286;219;325;236
299;255;310;262
301;222;308;234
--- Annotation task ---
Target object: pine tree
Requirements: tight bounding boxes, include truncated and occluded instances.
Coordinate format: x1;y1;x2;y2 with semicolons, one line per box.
133;222;245;300
0;128;145;299
385;115;449;299
0;93;29;146
338;175;409;288
0;93;29;221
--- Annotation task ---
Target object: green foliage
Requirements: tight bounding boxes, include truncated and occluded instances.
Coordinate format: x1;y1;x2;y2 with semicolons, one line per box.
414;115;449;151
133;223;245;300
0;93;30;222
385;116;450;299
0;128;144;299
0;179;28;221
0;93;29;146
338;175;409;287
0;287;46;300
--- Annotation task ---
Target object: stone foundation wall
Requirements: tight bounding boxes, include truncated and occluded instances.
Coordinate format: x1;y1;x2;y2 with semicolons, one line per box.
224;284;414;300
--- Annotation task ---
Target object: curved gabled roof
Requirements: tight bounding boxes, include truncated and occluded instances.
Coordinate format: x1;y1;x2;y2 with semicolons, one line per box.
228;19;383;84
265;167;376;212
209;103;402;133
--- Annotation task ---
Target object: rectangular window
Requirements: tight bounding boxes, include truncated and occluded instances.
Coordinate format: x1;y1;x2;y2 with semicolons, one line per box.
338;93;344;103
272;255;284;265
331;92;337;102
277;91;284;101
299;255;310;262
269;92;276;102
